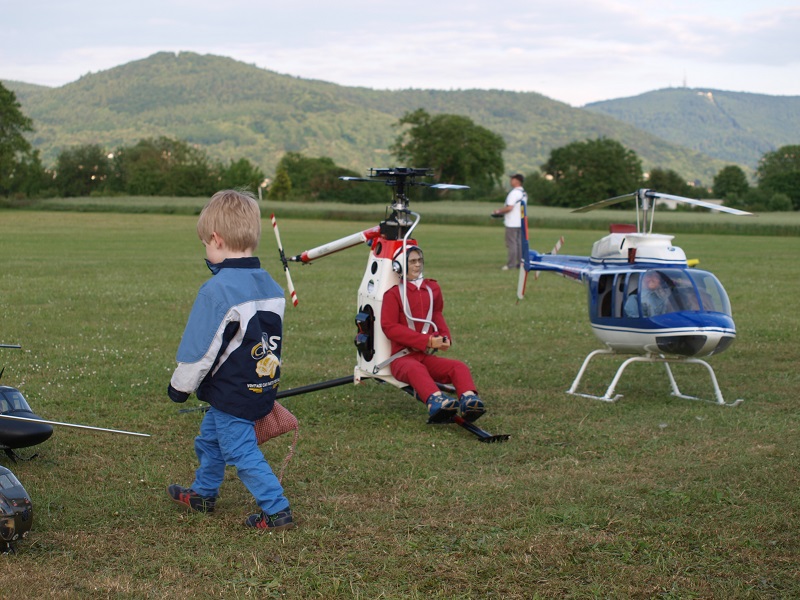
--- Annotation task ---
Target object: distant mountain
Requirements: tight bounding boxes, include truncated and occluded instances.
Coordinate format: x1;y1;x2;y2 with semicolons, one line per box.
4;52;745;183
2;80;51;99
585;88;800;170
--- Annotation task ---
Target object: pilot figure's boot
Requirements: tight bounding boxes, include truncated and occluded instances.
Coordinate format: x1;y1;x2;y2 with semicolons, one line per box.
425;393;458;423
459;392;486;422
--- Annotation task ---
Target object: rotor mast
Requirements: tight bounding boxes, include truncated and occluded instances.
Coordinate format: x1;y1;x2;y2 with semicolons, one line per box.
635;188;657;234
371;168;432;241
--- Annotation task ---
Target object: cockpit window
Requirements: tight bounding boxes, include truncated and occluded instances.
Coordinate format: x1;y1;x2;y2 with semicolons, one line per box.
621;273;640;317
0;390;32;412
639;269;691;316
0;472;22;490
691;270;732;314
625;269;731;318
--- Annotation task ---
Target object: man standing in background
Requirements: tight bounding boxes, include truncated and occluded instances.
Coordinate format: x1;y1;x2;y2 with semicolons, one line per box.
492;174;527;270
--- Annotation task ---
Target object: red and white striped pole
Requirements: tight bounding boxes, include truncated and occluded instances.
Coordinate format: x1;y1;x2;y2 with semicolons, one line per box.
270;214;298;307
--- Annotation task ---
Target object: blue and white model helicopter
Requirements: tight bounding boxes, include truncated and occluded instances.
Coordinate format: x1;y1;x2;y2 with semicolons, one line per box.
517;189;753;406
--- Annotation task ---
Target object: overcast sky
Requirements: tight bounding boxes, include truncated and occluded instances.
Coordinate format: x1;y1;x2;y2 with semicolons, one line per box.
2;0;798;107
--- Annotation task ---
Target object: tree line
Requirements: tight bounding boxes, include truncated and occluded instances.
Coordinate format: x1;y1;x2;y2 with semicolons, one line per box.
530;138;797;212
2;82;798;211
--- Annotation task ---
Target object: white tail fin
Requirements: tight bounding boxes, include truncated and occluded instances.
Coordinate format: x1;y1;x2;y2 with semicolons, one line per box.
533;236;564;281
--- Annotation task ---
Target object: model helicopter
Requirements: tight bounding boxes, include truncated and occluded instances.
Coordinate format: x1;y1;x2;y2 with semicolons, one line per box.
517;188;752;406
0;464;32;553
0;345;149;552
0;370;149;462
269;168;509;442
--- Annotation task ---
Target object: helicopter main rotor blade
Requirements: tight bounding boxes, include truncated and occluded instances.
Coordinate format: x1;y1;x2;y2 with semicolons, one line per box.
0;413;150;437
571;192;637;213
339;177;381;183
646;191;754;216
340;177;469;190
426;183;470;190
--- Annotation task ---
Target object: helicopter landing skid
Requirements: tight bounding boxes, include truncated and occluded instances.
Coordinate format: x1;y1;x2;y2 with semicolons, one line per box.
1;542;17;555
448;414;510;443
567;349;743;407
3;448;39;462
382;381;509;442
425;383;510;442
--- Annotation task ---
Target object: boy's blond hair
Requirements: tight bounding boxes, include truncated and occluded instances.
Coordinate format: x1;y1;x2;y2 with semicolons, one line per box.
197;190;261;251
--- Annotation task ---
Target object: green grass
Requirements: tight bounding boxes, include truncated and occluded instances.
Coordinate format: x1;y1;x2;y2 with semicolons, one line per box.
5;195;800;236
0;210;798;598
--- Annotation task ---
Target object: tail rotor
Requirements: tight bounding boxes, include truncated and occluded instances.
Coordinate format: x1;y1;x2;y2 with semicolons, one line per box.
271;214;298;307
534;236;564;281
518;235;564;302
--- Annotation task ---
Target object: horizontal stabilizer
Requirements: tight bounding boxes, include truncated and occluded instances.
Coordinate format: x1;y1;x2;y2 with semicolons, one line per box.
524;251;589;281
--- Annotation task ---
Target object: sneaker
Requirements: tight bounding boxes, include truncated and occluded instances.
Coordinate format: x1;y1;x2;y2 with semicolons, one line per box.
426;393;458;424
459;393;486;422
245;509;296;531
167;484;216;513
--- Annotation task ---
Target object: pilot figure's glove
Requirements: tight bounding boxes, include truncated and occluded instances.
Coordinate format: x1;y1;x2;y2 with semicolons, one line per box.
167;384;190;403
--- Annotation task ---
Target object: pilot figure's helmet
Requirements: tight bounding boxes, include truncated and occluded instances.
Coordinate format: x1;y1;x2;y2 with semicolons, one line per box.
392;245;424;277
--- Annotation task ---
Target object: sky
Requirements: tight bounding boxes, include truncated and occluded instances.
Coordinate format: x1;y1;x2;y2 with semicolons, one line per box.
1;0;798;107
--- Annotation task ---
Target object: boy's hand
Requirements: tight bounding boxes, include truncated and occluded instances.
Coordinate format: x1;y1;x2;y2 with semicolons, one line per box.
167;384;190;403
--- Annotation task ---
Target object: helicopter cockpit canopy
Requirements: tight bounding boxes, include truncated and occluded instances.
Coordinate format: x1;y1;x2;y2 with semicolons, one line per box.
0;388;34;414
597;269;732;319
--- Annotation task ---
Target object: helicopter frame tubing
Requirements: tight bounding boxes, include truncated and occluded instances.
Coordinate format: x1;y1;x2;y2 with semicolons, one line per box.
567;349;744;407
182;374;510;443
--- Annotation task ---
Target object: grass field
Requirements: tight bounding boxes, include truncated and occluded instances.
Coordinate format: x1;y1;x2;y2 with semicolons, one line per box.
9;195;800;236
0;208;798;598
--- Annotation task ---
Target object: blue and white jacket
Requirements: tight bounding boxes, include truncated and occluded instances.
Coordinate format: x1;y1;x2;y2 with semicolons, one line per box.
168;257;285;421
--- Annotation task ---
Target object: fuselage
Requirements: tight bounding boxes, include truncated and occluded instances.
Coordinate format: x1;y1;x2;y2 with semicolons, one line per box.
526;230;738;359
585;264;736;358
0;386;54;450
0;465;33;550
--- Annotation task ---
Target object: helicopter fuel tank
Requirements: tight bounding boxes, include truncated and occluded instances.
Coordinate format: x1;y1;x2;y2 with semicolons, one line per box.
354;237;412;382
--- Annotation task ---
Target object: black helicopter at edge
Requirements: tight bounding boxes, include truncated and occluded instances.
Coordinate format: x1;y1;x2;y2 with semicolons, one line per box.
0;344;149;552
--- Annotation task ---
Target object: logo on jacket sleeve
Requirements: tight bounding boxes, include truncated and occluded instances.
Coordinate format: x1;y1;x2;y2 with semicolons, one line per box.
256;352;280;378
248;335;281;393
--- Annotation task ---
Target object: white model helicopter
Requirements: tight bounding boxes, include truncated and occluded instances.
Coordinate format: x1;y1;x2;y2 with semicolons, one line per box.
270;168;509;442
517;188;753;406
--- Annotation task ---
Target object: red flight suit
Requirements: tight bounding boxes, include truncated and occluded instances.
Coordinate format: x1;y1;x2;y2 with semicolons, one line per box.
381;279;477;401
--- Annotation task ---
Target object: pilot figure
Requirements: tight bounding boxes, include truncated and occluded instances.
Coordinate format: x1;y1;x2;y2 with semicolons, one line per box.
380;245;485;423
639;271;673;317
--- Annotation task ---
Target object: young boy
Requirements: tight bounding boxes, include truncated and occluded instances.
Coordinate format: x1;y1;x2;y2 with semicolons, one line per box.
167;189;294;531
381;245;485;423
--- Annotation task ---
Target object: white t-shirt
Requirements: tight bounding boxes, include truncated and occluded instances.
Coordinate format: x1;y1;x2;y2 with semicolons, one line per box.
503;187;526;228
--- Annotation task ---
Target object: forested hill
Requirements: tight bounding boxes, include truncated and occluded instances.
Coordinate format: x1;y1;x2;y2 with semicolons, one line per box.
6;51;735;182
585;88;800;169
